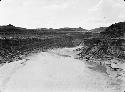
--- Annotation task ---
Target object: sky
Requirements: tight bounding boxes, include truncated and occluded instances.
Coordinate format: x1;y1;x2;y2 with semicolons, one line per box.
0;0;125;29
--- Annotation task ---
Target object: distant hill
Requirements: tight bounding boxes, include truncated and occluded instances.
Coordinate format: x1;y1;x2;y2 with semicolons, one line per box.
0;24;90;39
0;24;26;33
100;22;125;38
90;27;107;33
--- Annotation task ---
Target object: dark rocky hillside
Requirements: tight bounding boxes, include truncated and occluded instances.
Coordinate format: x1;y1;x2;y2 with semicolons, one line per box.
0;24;89;64
1;22;125;65
74;22;125;79
0;36;75;63
76;22;125;64
100;22;125;38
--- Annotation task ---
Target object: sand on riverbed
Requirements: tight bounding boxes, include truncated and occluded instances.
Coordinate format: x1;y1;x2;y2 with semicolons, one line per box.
1;47;125;92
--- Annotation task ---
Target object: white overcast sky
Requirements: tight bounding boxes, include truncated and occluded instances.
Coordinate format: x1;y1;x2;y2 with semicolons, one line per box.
0;0;125;29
